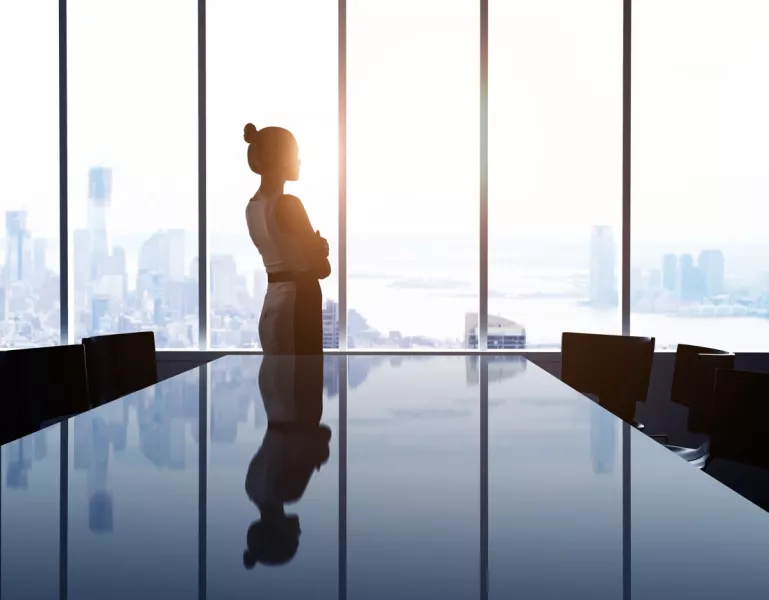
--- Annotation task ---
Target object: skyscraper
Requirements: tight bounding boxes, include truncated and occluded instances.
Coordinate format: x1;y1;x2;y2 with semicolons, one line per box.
74;228;91;288
662;253;678;293
167;229;186;282
33;239;46;286
589;225;617;308
210;255;238;309
323;299;340;348
5;210;30;283
88;167;112;280
698;249;725;296
679;253;706;301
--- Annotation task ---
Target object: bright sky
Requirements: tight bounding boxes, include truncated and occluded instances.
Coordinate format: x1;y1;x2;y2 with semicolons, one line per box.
1;0;768;246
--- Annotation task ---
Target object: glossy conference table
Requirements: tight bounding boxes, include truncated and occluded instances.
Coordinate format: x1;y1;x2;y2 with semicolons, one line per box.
2;355;769;600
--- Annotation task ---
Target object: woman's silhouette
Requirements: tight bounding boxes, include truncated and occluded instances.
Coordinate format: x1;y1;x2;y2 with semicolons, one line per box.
244;123;330;355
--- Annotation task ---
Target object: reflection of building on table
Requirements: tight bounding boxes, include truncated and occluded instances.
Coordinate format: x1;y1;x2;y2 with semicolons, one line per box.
465;355;528;385
589;401;617;475
4;430;48;490
72;375;198;533
74;401;128;533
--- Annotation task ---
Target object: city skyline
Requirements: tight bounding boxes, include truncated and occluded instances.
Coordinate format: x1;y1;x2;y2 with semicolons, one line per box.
5;172;769;352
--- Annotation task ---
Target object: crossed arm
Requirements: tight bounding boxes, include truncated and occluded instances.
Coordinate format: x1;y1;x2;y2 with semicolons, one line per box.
274;194;332;279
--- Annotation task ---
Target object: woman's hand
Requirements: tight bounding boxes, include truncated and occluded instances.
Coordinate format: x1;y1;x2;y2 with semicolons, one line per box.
313;230;331;279
315;230;330;258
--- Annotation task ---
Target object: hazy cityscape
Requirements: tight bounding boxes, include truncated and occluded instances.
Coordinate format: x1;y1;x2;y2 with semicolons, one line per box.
3;166;769;352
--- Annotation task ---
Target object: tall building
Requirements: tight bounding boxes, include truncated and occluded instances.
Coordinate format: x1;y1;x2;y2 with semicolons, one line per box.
210;255;238;308
91;295;111;335
33;239;47;286
590;401;617;475
167;229;186;282
662;253;678;293
74;228;91;288
589;225;617;307
323;299;340;348
88;167;112;280
698;249;725;296
139;231;170;278
5;210;30;283
648;268;662;291
679;253;706;301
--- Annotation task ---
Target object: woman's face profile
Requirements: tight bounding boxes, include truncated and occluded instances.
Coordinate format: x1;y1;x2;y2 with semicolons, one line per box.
285;143;300;182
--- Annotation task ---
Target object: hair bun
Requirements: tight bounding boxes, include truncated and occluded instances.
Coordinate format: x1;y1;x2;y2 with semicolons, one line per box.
243;123;258;144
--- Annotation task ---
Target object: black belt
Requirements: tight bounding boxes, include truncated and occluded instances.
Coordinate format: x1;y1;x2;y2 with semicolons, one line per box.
267;271;313;283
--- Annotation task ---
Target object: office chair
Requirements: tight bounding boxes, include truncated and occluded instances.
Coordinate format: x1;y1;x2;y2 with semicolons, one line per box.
561;332;657;432
0;345;90;445
82;331;158;406
662;349;735;467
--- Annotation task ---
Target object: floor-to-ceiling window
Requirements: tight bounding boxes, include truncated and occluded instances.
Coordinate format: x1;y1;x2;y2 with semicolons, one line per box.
0;0;61;349
1;0;768;351
631;0;769;352
68;0;199;349
206;0;339;350
346;0;480;350
489;0;623;350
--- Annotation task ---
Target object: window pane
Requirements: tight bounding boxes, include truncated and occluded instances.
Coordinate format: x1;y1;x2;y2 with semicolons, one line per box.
347;0;479;349
0;1;60;348
68;0;198;348
632;1;769;351
207;0;338;349
489;0;622;350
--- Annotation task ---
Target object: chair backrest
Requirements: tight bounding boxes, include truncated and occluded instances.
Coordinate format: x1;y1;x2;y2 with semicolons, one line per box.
82;332;158;406
671;344;731;407
0;345;90;444
710;368;769;469
561;332;656;422
685;351;736;434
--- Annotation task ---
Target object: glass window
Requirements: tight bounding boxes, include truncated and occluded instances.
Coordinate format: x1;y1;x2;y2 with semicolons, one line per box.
489;0;622;350
347;0;479;349
0;1;60;348
207;0;338;349
632;0;769;351
68;0;199;348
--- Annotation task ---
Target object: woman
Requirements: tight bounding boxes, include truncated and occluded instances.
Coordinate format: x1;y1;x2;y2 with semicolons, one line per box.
244;123;331;355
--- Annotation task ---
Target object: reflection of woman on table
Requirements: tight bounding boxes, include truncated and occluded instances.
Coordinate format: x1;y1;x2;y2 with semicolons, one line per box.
243;355;331;568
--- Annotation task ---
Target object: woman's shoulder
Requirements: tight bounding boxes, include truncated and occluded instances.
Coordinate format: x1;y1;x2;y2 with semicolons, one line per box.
274;194;312;232
276;194;305;210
